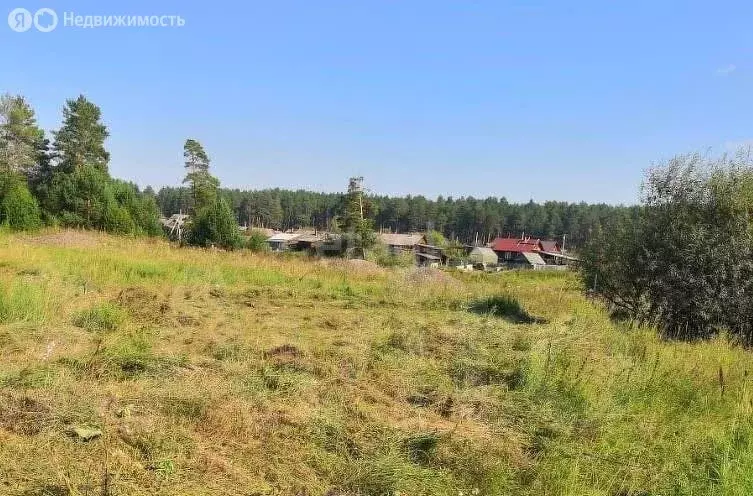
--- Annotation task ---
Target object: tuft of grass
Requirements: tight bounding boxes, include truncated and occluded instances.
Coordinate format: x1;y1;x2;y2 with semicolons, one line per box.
403;431;440;465
468;295;545;323
0;281;49;324
72;302;125;332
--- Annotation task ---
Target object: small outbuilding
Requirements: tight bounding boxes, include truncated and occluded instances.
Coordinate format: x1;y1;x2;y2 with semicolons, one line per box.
468;247;498;267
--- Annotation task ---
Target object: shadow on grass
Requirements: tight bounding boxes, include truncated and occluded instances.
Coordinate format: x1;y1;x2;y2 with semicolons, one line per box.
468;295;547;324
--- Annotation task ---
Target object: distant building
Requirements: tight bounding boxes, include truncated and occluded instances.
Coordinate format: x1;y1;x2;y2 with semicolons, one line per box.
415;243;444;267
379;233;426;255
468;247;498;268
490;236;576;269
490;237;544;263
266;232;301;251
290;233;324;253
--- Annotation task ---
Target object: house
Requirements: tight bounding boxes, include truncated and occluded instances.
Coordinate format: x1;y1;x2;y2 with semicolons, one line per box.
468;247;498;268
317;234;345;256
489;237;544;263
266;232;301;251
537;239;580;266
490;236;575;269
290;233;324;253
415;244;444;267
379;233;426;255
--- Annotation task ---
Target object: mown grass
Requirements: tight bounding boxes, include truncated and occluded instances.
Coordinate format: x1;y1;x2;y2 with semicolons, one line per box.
1;229;753;495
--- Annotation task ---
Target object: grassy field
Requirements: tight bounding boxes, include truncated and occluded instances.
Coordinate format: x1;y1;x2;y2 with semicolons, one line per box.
1;230;753;495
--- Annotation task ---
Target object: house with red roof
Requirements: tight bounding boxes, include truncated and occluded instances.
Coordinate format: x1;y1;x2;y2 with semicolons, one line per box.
489;237;546;268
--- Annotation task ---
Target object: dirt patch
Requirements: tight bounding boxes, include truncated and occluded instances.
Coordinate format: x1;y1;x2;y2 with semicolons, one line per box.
27;230;101;249
264;344;313;372
0;394;54;435
265;344;302;358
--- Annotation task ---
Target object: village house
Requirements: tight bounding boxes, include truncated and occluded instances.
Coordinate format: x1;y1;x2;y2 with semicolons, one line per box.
266;232;301;251
489;236;576;269
490;237;544;262
378;233;426;256
414;243;444;267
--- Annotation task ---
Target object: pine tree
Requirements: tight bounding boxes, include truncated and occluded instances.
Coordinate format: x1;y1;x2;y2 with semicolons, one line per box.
52;95;110;173
182;139;218;212
0;94;46;178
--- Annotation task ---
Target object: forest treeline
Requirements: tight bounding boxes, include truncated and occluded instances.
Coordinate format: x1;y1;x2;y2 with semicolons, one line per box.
156;188;637;247
0;91;635;248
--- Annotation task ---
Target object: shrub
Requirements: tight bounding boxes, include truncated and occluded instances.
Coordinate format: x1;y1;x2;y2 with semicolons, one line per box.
0;172;41;231
582;151;753;343
367;242;415;267
245;229;270;252
186;198;241;250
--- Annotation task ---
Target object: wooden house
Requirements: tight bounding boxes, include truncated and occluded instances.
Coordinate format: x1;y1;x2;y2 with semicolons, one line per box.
378;233;426;255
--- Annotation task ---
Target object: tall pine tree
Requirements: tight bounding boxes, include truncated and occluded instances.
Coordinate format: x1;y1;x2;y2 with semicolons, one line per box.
182;139;218;212
52;95;110;173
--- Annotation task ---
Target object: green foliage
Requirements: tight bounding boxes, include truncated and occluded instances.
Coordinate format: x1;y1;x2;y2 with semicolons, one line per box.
187;197;241;250
425;229;447;247
0;281;47;324
344;176;366;230
367;242;415;267
35;165;160;235
111;180;163;235
245;229;270;252
582;151;753;343
443;240;466;262
0;94;46;178
157;186;631;247
52;95;110;173
183;139;218;212
72;302;125;332
0;172;41;230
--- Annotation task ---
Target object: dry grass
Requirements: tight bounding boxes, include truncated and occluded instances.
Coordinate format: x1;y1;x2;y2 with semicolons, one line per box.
1;229;753;495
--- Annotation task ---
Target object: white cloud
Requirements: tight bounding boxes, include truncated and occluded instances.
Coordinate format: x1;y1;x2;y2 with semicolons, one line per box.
716;64;737;76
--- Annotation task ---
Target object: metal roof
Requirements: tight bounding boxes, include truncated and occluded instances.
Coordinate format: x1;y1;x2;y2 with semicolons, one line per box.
540;251;579;261
293;234;323;243
267;233;300;243
522;252;546;265
490;237;543;253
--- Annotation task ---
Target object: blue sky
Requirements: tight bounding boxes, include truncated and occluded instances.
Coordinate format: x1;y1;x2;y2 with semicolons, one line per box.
2;1;751;204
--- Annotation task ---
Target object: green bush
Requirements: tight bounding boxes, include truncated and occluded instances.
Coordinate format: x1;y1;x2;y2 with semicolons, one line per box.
366;242;415;267
582;151;753;343
0;172;41;231
186;198;241;250
245;229;270;252
36;165;161;236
